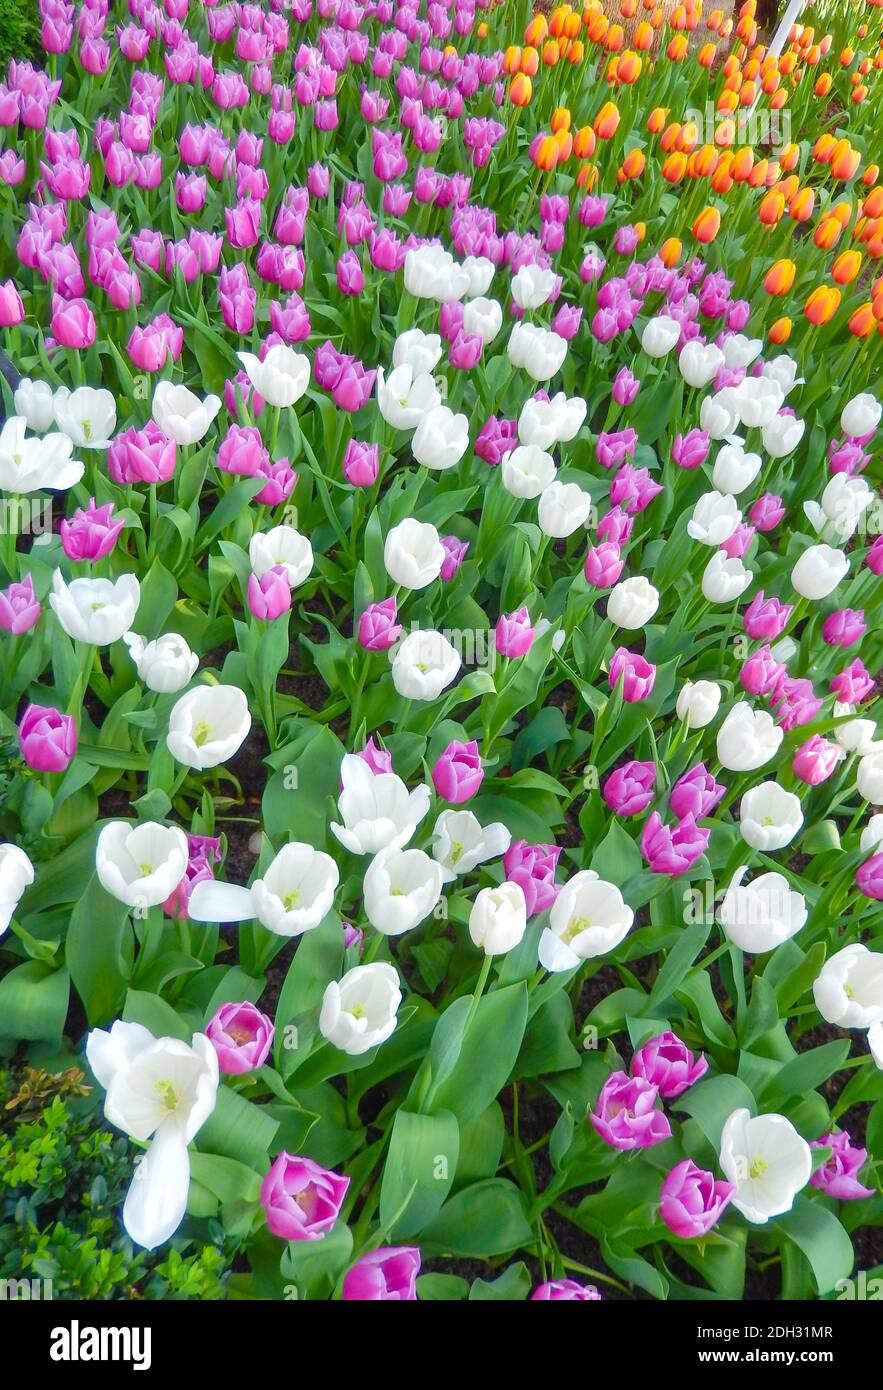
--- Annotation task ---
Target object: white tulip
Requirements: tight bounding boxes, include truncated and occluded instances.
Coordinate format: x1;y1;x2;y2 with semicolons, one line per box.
803;474;873;544
640;314;680;357
762;412;805;458
860;814;883;856
469;881;527;956
376;363;441;430
607;576;659;629
739;782;803;851
699;387;742;441
251;841;339;937
330;753;430;856
676;680;721;729
403;244;469;302
712;442;762;496
688;491;742;545
518;392;586;449
411;405;469;470
96;821;189;909
719;866;807;953
538;480;592;538
237;344;310;408
841;392;881;439
717;704;783;772
431;809;511;883
363;845;443;935
383;517;445;589
320;962;402;1055
50;571;140;646
791;544;849;600
501;444;556;499
813;943;883;1029
392;328;443;375
858;752;883;803
678;340;724;388
507;322;567;381
0;416;83;493
123;632;198;694
14;378;57;433
391;629;461;700
511;262;558;310
733;376;783;429
462;255;495;299
834;705;883;757
760;355;802;397
249;524;313;587
701;552;751;603
166;685;251;769
540;870;633;972
721;333;763;370
52;385;117;449
462;296;502;345
719;1109;811;1224
151;381;221;445
87;1021;218;1249
0;844;35;936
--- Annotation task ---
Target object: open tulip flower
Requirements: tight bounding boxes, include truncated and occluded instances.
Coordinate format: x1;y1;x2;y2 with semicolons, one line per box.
1;0;883;1313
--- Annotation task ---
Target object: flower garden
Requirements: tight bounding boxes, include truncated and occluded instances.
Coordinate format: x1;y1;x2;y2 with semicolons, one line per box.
0;0;882;1306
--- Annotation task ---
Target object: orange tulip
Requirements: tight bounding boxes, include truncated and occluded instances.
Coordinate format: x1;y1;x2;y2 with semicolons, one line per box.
698;42;716;67
566;38;584;62
621;148;646;179
779;142;799;171
732;147;754;181
573;125;596;158
833;250;862;284
635;20;653;50
692;207;721;243
534;135;559;171
660;236;682;266
764;259;796;295
804;285;841;325
542;38;561;65
520;46;539;75
617;49;642;81
864;187;883;219
813;216;843;250
694;144;719;177
575;161;598;190
662;151;687;182
667;34;688;60
769;316;792;344
813;132;837;163
848;303;875;337
788;187;815;222
758;190;785;226
862;166;880;188
647;106;668;134
509;73;532;105
814;72;832;97
503;45;522;74
830;140;861;181
551;107;572;133
593;100;620;139
524;14;548;46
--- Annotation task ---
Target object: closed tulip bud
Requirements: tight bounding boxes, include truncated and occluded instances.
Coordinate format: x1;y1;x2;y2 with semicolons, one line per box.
469;881;527;956
432;739;484;803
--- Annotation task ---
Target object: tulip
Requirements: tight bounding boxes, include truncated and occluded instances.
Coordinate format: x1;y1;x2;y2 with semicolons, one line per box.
857;855;883;902
719;1109;811;1224
590;1072;671;1150
364;846;443;936
383;518;445;590
151;382;221;446
702;552;751;603
738;782;803;852
641;813;709;876
13;379;56;434
717;704;782;772
632;1032;707;1099
603;761;655;817
432;810;511;884
669;765;725;819
260;1153;349;1242
50;571;140;646
247;567;291;622
0;844;35;937
432;740;483;803
814;944;883;1029
719;865;807;952
238;345;310;408
330;753;429;856
791;544;850;600
540;870;633;971
495;606;535;658
607;576;659;629
608;647;656;703
392;630;461;700
206;1002;274;1076
501;444;556;498
250;842;339;937
469;881;527;956
810;1132;875;1200
86;1022;218;1249
676;680;721;729
0;575;41;635
0;418;84;494
641;315;681;357
166;685;251;770
411;405;469;470
793;735;841;786
18;703;76;773
531;1279;601;1301
660;1160;734;1239
249;527;313;588
841;393;881;438
342;1247;420;1301
688;491;741;546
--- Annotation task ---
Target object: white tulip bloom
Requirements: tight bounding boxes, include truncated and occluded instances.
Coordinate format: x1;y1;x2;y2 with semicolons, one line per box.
376;363;441;430
330;753;430;856
13;378;56;433
320;962;402;1055
391;629;461;700
733;376;784;430
123;632;198;694
719;866;807;953
860;814;883;856
383;517;445;589
607;576;659;629
841;392;881;439
719;1109;811;1224
166;685;251;769
834;708;883;757
86;1021;218;1249
640;314;680;358
249;525;313;587
699;387;742;441
392;328;443;375
0;843;35;937
96;821;189;909
251;842;339;937
678;340;724;388
739;782;803;851
712;442;762;496
517;392;586;449
760;356;802;397
431;809;511;883
688;491;742;546
363;845;443;935
501;444;556;499
469;881;527;956
858;751;883;801
676;680;721;729
404;244;469;302
151;381;221;445
52;385;117;449
538;480;592;538
462;255;495;298
510;262;558;310
50;571;140;646
0;416;83;493
803;475;873;545
507;322;567;381
411;405;469;470
813;943;883;1029
462;296;502;345
790;544;849;600
717;704;783;772
721;333;763;370
762;412;805;459
540;870;633;972
237;345;310;408
701;552;751;603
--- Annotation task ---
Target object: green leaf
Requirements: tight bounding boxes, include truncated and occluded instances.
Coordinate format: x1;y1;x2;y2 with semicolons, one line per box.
66;875;132;1026
421;1179;532;1257
0;962;69;1046
674;1074;756;1150
469;1261;531;1300
196;1084;279;1170
379;1108;459;1237
427;982;528;1126
775;1197;855;1296
766;1041;851;1104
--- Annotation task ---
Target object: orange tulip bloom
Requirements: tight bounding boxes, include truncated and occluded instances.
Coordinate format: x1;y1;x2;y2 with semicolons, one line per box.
667;34;688;59
647;106;668;134
692;207;721;243
862;165;880;187
554;129;574;161
813;72;832;97
621;148;646;179
764;259;796;295
520;46;539;75
804;285;841;325
551;107;572;133
864;187;883;219
509;73;532;105
534;136;559;171
594;101;620;139
567;38;584;62
788;187;815;221
748;158;769;188
759;190;785;226
848;303;875;337
662;151;687;182
694;144;719;177
778;174;800;203
524;14;548;46
660;236;682;266
635;20;653;50
573;125;596;158
833;250;862;284
575;161;598;190
698;42;716;67
813;132;837;163
542;39;561;65
769;316;792;344
779;142;799;171
504;45;522;74
813;216;843;250
830;140;861;181
617;49;642;81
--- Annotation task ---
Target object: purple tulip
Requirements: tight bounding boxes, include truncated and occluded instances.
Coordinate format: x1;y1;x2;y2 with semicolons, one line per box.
503;840;561;915
590;1071;672;1150
672;429;710;470
0;575;41;634
830;658;875;706
641;812;709;876
18;703;76;773
612;366;640;406
609;647;656;703
357;735;394;776
660;1160;734;1238
810;1131;875;1200
358;597;401;652
631;1031;708;1099
342;1247;421;1300
432;739;483;803
247;567;291;621
206;1001;274;1076
260;1153;349;1241
822;609;866;648
668;765;725;820
602;760;655;817
440;535;469;580
531;1279;601;1300
584;541;624;589
495;606;534;658
857;853;883;902
743;591;792;641
749;492;785;531
343;439;379;486
792;735;840;787
59;499;124;562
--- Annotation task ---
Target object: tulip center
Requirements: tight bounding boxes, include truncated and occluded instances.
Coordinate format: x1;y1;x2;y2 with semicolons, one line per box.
749;1156;768;1179
90;601;105;612
155;1078;179;1111
389;886;405;896
193;720;213;747
83;418;94;442
563;915;589;944
138;862;155;876
844;983;855;999
449;841;464;865
228;1025;253;1046
282;890;302;910
350;1004;365;1019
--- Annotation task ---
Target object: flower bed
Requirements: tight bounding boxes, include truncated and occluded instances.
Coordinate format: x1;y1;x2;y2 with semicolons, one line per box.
0;0;882;1304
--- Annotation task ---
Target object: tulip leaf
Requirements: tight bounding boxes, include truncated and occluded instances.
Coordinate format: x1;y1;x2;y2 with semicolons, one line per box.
379;1108;459;1237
